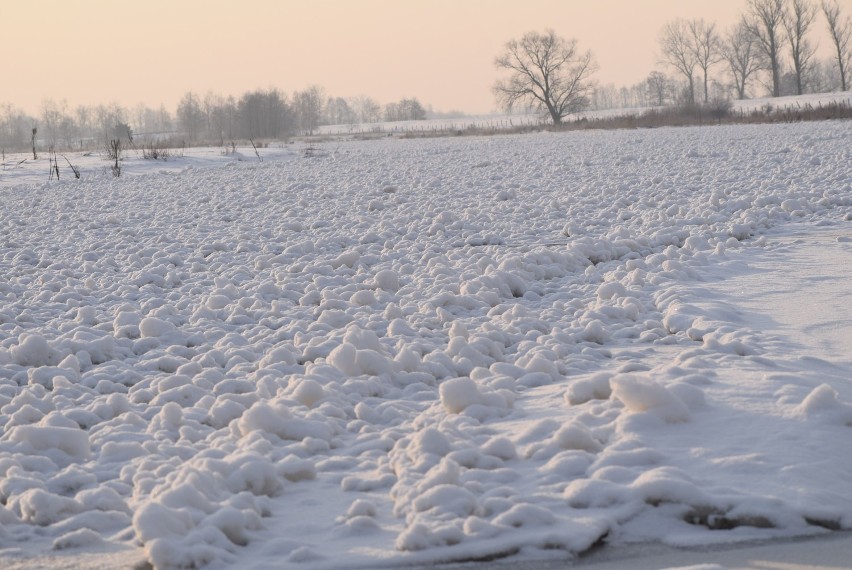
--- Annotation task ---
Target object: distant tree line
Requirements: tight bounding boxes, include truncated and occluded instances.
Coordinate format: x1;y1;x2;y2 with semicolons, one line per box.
495;0;851;120
649;0;851;107
0;88;430;152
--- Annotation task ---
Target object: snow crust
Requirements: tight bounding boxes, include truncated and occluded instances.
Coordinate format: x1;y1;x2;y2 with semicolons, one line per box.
1;120;851;569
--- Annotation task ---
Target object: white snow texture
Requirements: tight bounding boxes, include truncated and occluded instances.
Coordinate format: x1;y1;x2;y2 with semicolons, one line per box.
1;120;852;569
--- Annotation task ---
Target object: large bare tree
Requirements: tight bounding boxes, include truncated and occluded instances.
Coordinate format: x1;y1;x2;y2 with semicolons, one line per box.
493;30;597;125
745;0;787;97
822;0;852;90
722;20;763;99
659;19;699;104
689;19;722;103
785;0;819;95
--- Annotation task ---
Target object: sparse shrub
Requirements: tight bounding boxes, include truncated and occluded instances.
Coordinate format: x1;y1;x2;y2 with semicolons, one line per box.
142;141;170;161
707;97;733;124
107;139;122;177
61;155;81;179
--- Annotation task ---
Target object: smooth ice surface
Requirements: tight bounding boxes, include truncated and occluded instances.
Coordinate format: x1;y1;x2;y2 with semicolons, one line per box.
1;120;851;570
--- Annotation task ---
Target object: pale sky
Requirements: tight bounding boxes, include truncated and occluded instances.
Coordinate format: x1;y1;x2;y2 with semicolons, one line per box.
1;0;845;115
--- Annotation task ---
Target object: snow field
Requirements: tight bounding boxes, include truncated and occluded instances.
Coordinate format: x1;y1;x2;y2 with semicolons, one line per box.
0;121;851;569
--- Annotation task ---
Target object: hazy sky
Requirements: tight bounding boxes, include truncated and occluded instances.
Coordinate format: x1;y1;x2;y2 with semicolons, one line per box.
1;0;844;115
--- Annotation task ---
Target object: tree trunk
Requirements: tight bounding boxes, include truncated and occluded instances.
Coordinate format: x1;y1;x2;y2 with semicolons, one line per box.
545;100;562;125
771;55;781;97
836;43;848;91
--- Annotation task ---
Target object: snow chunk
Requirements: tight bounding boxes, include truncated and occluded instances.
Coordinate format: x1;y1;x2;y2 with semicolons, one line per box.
439;377;482;413
52;528;105;550
327;342;393;377
139;317;178;339
374;269;400;292
611;375;690;423
11;334;60;367
14;489;81;525
331;250;360;269
293;378;325;407
236;401;333;441
796;384;852;425
597;281;627;301
412;484;478;517
133;502;193;544
495;188;516;201
565;373;613;405
493;503;556;528
6;425;91;460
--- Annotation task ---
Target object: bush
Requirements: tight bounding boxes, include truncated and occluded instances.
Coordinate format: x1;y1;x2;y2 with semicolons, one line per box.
142;141;171;161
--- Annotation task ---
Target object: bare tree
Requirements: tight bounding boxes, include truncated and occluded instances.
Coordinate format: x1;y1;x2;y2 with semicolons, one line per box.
351;96;382;123
785;0;819;94
74;106;92;145
399;98;427;121
293;86;325;135
723;20;763;98
646;71;670;106
177;92;205;142
745;0;787;97
493;30;597;125
659;19;699;104
325;97;357;125
689;19;722;103
40;99;68;149
94;103;128;146
237;89;290;139
822;0;852;90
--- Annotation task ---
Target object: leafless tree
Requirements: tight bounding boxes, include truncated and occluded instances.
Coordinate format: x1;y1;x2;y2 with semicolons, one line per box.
94;103;127;146
40;99;68;149
745;0;787;97
237;89;290;139
0;104;32;151
645;71;670;106
822;0;852;90
659;20;699;104
689;19;722;103
493;30;597;125
785;0;819;94
349;96;382;123
177;92;205;142
293;86;325;135
723;20;763;98
74;106;92;144
325;97;357;125
389;98;427;121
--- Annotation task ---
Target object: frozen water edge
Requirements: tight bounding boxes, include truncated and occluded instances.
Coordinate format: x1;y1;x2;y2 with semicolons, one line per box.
416;530;852;570
1;121;852;569
402;220;852;570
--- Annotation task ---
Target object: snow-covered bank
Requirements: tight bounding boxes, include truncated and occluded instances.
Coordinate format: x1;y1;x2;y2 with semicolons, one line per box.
1;121;851;569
